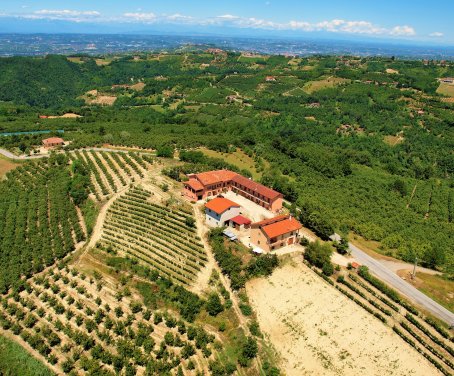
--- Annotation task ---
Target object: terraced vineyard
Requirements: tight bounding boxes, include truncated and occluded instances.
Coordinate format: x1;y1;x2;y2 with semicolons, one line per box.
101;187;207;286
68;151;152;201
0;265;216;375
317;265;454;376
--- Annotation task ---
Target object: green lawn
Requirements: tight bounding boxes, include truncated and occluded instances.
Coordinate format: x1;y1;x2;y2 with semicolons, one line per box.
199;147;264;179
0;335;54;376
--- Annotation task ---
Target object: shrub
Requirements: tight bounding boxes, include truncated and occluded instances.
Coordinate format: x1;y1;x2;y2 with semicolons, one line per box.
206;293;224;316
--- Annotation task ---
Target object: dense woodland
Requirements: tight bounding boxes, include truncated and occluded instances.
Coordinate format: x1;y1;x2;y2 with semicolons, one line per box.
0;52;453;275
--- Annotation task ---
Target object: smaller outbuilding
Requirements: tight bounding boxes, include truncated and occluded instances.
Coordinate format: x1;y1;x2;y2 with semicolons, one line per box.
229;215;251;231
205;197;240;227
42;137;65;148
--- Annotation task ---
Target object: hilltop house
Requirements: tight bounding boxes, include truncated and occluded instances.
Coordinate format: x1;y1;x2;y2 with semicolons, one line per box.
205;197;240;227
250;215;302;252
42;137;65;148
183;169;283;212
265;76;276;82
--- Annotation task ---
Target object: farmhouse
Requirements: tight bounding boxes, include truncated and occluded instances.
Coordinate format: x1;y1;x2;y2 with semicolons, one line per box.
183;169;283;212
205;197;240;227
42;137;65;148
250;214;302;252
440;77;454;84
265;76;277;82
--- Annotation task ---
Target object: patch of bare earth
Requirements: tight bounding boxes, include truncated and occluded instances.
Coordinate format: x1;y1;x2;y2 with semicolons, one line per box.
246;259;440;376
83;90;117;106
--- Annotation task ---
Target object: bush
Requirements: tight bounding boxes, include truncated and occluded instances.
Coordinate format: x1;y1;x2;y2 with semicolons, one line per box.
206;293;224;316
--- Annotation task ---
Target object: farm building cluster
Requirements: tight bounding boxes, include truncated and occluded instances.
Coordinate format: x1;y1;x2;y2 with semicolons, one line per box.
183;170;303;253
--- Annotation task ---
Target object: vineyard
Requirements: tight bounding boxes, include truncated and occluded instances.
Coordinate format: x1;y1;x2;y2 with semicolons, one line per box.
0;263;217;375
310;263;454;376
0;156;85;294
101;187;208;286
68;150;153;201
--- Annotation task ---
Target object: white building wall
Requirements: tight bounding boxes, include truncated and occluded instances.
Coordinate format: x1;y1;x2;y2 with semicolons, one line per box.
205;206;240;227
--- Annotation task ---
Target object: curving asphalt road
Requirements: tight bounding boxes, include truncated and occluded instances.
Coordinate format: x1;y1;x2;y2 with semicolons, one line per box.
349;242;454;326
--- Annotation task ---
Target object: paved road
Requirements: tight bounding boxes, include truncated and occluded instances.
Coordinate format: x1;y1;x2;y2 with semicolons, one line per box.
349;242;454;325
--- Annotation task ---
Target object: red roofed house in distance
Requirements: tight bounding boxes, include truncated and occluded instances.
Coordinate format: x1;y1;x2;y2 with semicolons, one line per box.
183;169;283;212
250;214;302;252
42;137;65;148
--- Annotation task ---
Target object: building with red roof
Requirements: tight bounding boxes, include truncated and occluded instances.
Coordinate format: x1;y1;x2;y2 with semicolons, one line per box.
251;214;302;252
183;169;283;212
205;197;240;227
42;137;65;148
229;215;252;230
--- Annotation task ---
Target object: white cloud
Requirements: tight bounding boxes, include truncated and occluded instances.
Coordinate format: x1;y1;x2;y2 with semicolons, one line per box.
5;9;421;38
429;31;443;37
123;12;156;22
34;9;100;17
390;25;416;36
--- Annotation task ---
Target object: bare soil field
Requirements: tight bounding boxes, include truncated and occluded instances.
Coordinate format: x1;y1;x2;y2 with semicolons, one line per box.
386;68;399;74
0;156;19;178
83;90;117;106
437;82;454;97
246;259;440;376
47;113;82;119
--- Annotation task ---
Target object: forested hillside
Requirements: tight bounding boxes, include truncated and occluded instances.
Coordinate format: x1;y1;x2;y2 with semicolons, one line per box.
0;52;453;274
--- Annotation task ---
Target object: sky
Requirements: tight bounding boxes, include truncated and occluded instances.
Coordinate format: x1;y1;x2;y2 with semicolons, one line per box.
1;0;453;44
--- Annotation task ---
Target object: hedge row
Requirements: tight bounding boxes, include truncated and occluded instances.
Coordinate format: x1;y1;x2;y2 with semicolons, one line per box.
335;285;387;324
338;277;392;317
400;322;454;369
349;274;399;312
357;267;419;315
405;313;454;358
392;326;451;376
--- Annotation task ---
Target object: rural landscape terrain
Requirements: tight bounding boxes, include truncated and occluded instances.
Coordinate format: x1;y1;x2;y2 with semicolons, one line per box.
0;46;453;376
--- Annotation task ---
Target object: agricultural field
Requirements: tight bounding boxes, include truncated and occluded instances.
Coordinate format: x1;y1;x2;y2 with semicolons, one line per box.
247;257;454;376
68;150;152;202
303;76;351;93
0;154;19;178
0;152;275;375
199;147;265;180
436;82;454;97
101;187;207;286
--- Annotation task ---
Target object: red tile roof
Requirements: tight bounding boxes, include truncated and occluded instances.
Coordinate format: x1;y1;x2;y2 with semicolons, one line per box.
230;215;251;225
252;214;289;227
196;170;238;186
184;178;204;191
42;137;64;144
205;197;240;215
253;215;302;239
232;174;281;201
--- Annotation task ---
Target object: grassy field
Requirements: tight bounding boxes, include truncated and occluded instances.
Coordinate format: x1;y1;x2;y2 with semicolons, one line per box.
0;154;19;178
415;273;454;312
0;335;54;376
383;135;404;146
436;82;454;97
303;77;350;93
199;147;263;179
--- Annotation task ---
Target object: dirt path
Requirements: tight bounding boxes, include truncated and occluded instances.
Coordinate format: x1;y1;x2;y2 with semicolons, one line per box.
77;185;130;264
193;203;250;335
